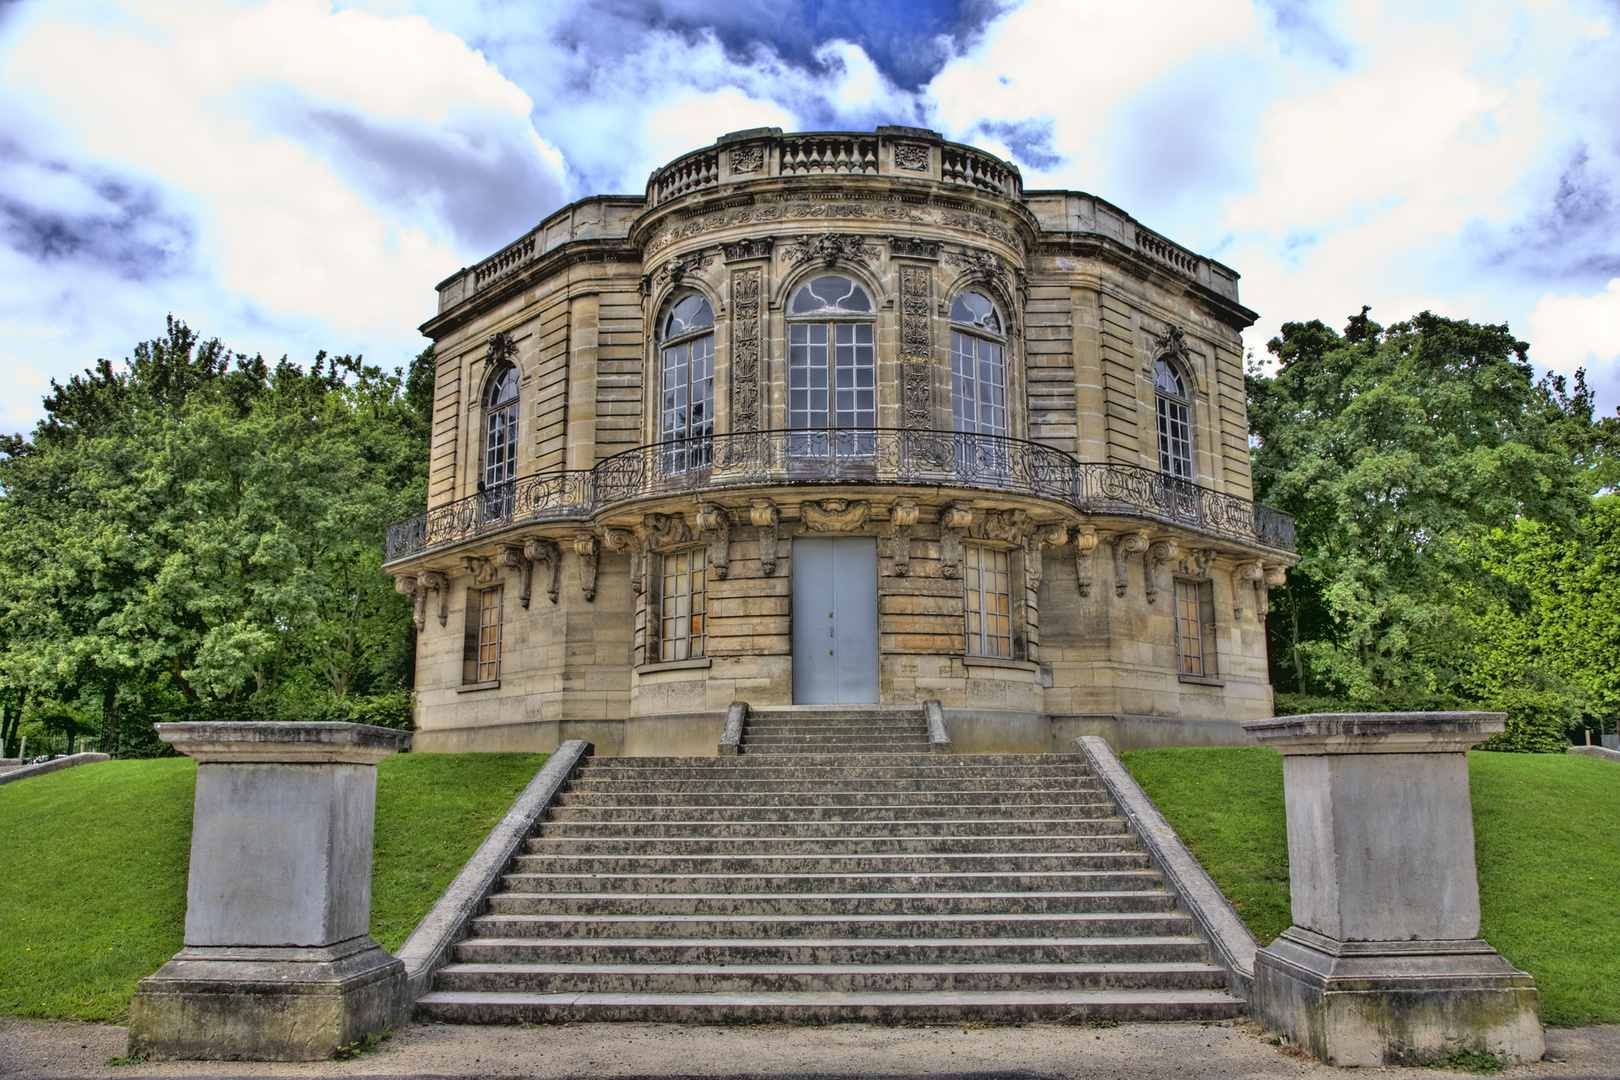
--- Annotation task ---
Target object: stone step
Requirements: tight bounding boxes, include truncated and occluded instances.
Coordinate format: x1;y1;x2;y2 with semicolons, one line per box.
451;935;1215;967
542;802;1117;824
498;869;1164;896
572;764;1090;781
507;852;1149;877
430;961;1231;995
586;754;1086;769
466;910;1197;940
524;835;1140;857
536;818;1127;839
553;790;1109;808
740;721;925;732
744;707;927;721
741;734;933;746
415;988;1245;1025
562;777;1100;795
484;889;1178;917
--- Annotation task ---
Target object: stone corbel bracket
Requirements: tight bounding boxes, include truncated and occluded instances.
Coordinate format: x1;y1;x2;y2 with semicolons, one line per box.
1109;531;1150;598
1026;524;1068;591
696;504;732;580
938;502;973;578
1232;560;1265;619
523;538;561;605
1071;526;1099;596
601;528;641;594
497;544;532;608
889;501;920;576
393;575;426;632
573;533;599;602
1261;565;1287;622
418;571;449;626
749;500;781;576
1146;538;1180;605
801;498;870;533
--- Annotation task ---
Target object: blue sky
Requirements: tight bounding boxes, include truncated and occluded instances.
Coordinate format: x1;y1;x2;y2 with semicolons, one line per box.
2;0;1619;434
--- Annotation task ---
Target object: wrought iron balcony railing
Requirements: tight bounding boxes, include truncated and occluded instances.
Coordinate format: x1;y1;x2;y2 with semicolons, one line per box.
384;429;1296;563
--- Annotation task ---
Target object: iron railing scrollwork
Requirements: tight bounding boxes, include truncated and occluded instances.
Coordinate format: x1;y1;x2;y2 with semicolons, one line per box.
384;429;1296;562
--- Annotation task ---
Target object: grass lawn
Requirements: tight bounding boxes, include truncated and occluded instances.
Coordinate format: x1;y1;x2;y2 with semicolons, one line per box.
1120;746;1620;1027
0;751;547;1023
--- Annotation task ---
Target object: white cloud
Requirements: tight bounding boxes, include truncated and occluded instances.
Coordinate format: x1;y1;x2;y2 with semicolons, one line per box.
644;89;796;172
1527;279;1620;372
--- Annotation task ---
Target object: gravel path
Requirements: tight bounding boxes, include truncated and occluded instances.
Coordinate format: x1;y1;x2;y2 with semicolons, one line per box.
2;1019;1615;1080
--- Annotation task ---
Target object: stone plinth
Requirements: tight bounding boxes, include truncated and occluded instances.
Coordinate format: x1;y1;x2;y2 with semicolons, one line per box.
1242;712;1543;1067
128;722;412;1061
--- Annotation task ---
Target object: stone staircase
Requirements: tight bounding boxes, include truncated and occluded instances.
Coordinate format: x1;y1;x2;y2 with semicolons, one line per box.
415;707;1245;1024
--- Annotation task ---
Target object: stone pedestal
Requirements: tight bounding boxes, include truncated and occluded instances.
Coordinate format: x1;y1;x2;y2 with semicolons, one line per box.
1242;712;1543;1067
128;722;412;1061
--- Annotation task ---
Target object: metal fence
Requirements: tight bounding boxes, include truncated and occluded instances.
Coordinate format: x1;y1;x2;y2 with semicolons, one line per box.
384;429;1296;562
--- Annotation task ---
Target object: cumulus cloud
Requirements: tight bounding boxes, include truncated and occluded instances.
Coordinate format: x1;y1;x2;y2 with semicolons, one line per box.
1528;278;1620;373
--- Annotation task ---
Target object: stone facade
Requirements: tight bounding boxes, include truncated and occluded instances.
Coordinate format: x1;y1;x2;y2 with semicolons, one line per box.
385;126;1297;755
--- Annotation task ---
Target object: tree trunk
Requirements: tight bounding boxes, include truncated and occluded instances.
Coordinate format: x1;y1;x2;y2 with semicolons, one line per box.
102;683;121;758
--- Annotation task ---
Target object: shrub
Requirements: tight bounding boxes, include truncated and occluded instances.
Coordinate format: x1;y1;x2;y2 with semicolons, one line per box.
1477;689;1572;753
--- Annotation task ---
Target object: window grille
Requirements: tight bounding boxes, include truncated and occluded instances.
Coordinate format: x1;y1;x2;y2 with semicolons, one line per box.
659;549;707;662
1174;578;1217;678
964;544;1013;659
1154;358;1193;481
659;294;715;473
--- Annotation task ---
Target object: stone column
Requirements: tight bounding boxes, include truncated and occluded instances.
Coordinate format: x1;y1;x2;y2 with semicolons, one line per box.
127;722;412;1061
1242;712;1543;1067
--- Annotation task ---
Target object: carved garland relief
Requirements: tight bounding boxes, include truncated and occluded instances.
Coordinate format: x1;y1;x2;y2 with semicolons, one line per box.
899;263;933;430
729;267;764;432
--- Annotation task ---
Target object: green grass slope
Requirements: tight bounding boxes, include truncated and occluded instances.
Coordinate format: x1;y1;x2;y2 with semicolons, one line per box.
0;751;547;1022
1120;746;1620;1027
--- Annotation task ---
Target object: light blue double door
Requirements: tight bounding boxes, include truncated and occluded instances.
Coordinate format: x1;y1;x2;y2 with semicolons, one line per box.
791;537;879;705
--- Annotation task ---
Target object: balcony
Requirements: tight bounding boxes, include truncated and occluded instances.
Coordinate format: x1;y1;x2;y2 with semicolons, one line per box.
384;429;1296;565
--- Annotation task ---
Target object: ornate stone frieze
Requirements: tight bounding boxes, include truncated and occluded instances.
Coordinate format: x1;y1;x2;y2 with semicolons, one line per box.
497;544;532;608
892;142;930;171
783;233;879;269
729;267;764;432
801;498;871;533
573;533;599;602
524;538;561;605
647;200;1022;257
889;235;940;260
722;237;774;262
889;502;920;576
1146;539;1180;605
1108;530;1151;598
750;499;781;576
601;528;641;594
417;570;449;626
696;504;732;580
938;501;974;578
729;144;764;173
1026;524;1068;591
1071;526;1099;597
1232;560;1265;620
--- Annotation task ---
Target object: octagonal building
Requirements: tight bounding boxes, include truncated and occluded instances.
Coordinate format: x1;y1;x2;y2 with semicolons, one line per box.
384;127;1296;756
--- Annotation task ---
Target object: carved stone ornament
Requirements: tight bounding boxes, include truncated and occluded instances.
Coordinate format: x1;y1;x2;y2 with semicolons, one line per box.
729;144;764;173
1232;560;1265;620
497;544;532;608
524;538;561;605
696;504;732;580
1261;565;1288;622
722;237;773;262
893;142;930;171
1026;524;1069;591
947;248;1012;295
1071;526;1100;597
393;576;427;632
462;555;498;586
1109;530;1151;598
977;508;1028;544
574;533;599;602
641;512;693;549
418;570;449;627
750;499;781;576
889;502;920;576
783;233;879;269
484;330;517;369
1194;547;1217;578
659;250;713;287
938;502;974;578
1153;323;1193;365
1145;539;1180;605
889;235;941;260
729;267;764;432
601;528;642;594
801;499;870;533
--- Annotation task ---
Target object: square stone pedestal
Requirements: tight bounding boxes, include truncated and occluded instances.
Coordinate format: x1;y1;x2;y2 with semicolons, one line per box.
127;722;411;1061
1243;712;1544;1067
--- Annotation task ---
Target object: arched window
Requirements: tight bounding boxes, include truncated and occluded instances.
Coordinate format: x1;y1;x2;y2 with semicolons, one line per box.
482;363;519;491
1154;358;1193;481
787;275;875;434
950;291;1006;437
659;294;715;471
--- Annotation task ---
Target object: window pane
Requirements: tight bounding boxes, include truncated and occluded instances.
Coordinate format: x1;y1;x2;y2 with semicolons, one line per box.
1175;579;1203;677
964;545;1013;658
659;549;707;662
1157;394;1193;479
477;586;504;682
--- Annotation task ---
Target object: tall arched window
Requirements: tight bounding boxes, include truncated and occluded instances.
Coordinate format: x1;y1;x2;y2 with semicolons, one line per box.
659;294;715;472
1154;358;1193;481
787;275;875;433
950;291;1006;437
481;363;519;520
